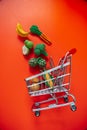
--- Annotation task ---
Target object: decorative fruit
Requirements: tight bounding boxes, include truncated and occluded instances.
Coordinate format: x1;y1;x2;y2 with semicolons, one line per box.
16;23;29;37
31;78;39;83
30;83;40;91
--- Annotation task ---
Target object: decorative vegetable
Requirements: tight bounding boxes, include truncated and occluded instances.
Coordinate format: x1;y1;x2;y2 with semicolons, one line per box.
22;40;33;55
29;57;46;68
30;25;42;36
31;78;39;83
43;73;54;88
37;57;46;68
34;44;48;56
24;40;33;49
29;58;38;67
22;45;30;55
30;83;40;91
30;77;40;91
30;25;52;45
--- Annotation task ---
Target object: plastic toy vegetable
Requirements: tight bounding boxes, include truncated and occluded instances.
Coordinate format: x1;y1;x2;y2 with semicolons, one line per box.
29;57;46;68
29;58;38;67
30;25;52;45
22;45;30;55
37;57;46;68
34;44;48;56
31;78;39;83
22;40;33;55
16;23;29;37
30;77;40;91
43;73;53;88
24;40;33;49
30;83;40;91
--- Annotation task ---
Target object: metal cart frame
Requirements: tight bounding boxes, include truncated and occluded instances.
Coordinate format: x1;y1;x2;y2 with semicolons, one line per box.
25;48;77;116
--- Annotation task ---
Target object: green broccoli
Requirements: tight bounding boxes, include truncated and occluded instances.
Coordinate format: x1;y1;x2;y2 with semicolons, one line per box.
34;44;48;56
29;25;52;45
30;25;42;36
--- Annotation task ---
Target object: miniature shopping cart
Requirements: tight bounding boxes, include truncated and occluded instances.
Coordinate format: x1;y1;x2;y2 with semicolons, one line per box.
25;48;77;116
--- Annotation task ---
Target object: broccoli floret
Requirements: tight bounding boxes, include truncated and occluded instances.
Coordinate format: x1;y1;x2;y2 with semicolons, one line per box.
30;25;42;36
34;48;41;56
34;44;48;56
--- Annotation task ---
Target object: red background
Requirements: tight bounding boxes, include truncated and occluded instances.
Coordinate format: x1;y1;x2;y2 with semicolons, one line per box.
0;0;87;130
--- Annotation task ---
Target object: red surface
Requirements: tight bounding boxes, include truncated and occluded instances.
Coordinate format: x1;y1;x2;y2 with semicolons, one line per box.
0;0;87;130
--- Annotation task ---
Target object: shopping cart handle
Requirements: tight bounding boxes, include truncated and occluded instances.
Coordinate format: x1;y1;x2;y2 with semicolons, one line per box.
68;48;77;56
59;48;77;64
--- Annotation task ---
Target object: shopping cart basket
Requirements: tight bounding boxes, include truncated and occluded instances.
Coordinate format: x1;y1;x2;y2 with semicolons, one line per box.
25;48;77;116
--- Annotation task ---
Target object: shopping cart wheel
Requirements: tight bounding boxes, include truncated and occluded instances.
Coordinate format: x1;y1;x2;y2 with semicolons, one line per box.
70;104;77;112
64;95;69;103
35;111;40;117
